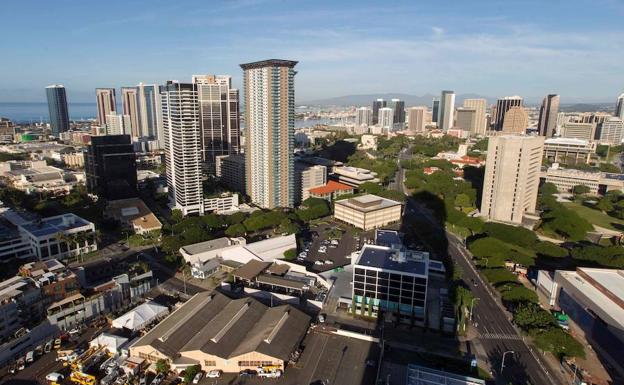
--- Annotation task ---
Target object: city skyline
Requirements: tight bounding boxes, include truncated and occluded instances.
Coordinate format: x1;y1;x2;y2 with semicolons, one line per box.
1;0;623;103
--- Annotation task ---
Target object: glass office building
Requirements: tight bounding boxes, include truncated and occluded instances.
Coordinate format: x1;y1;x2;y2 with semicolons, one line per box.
46;85;70;136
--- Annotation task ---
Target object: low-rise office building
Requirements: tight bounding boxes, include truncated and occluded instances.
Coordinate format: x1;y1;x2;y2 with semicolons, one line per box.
19;213;97;261
130;291;311;373
204;193;240;214
19;259;79;307
294;162;326;204
330;166;380;187
543;137;596;165
352;236;429;323
551;268;624;376
334;194;402;230
216;154;246;194
105;197;162;235
541;165;624;195
0;276;43;341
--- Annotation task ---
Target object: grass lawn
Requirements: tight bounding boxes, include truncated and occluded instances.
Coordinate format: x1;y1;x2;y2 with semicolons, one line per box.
562;201;624;231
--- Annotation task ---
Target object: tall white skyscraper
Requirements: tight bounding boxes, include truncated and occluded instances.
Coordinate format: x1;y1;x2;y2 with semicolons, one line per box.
241;59;297;209
356;107;373;127
481;135;545;224
192;75;240;175
136;83;162;142
438;90;455;131
616;93;624;120
463;98;487;135
378;107;394;132
160;81;203;216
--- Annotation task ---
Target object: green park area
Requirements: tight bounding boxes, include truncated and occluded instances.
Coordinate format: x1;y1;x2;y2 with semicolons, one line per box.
562;201;624;231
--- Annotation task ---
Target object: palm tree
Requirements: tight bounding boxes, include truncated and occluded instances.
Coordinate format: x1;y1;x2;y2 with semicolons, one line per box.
55;232;71;261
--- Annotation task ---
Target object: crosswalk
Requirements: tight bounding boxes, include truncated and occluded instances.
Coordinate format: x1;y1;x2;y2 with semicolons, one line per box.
479;332;523;341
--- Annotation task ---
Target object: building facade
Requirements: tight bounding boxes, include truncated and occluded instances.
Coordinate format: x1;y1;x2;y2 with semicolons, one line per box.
615;93;624;120
560;122;595;141
598;117;624;145
407;107;427;133
85;135;137;200
481;135;544;224
121;87;140;138
216;154;246;193
455;108;476;133
356;107;373;127
294;162;326;204
543;137;596;164
501;106;528;134
334;194;402;230
95;88;117;127
193;75;240;175
438;90;455;131
160;81;203;216
463;98;487;136
493;96;523;132
45;85;70;136
372;99;386;125
538;94;560;137
390;99;405;128
241;59;297;209
378;107;394;132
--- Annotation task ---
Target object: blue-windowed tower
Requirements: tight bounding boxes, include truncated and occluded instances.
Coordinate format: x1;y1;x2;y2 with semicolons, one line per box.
46;85;70;136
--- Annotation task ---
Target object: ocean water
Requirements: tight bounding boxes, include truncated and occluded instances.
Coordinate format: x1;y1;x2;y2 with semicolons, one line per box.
0;102;337;128
0;102;96;123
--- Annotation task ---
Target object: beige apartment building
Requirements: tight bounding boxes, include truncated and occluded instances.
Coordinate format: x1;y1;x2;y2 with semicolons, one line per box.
130;291;310;373
463;98;487;136
407;106;428;132
455;107;476;133
501;106;528;134
334;194;402;230
481;135;545;224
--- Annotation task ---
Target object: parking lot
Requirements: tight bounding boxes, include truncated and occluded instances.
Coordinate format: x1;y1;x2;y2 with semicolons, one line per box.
300;222;373;273
192;328;379;385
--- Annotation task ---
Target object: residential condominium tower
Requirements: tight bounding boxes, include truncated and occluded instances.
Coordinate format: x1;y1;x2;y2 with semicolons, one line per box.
481;135;545;224
356;107;373;127
538;94;560;137
45;85;70;136
438;90;455;131
136;83;162;142
463;98;487;136
192;75;240;175
407;106;427;132
95;88;117;127
121;87;140;138
241;59;297;209
390;99;405;128
160;81;203;216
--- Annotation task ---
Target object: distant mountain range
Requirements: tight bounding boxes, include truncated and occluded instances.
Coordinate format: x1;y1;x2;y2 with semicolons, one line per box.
300;93;496;107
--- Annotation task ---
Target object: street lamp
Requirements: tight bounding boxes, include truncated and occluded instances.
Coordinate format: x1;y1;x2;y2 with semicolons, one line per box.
469;297;479;321
501;350;514;372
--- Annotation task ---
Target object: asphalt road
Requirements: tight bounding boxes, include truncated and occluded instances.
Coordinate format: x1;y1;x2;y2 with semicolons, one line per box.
402;195;563;385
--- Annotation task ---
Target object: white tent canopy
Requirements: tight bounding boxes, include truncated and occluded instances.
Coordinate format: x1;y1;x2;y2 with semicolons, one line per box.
112;301;169;331
90;333;129;354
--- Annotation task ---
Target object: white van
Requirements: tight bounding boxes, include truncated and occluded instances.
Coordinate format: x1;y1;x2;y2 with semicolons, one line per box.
25;351;34;363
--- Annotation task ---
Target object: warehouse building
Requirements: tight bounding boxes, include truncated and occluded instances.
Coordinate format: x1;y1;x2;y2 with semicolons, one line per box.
130;291;310;373
552;268;624;376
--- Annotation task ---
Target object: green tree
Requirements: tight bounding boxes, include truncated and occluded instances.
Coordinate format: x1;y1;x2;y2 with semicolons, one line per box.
155;359;170;374
534;241;568;258
454;193;472;209
359;182;382;195
171;209;184;224
224;211;246;225
596;198;614;213
183;365;201;384
480;268;518;286
572;185;591;196
225;223;246;237
532;328;585;359
482;222;538;248
283;248;297;261
599;163;620;173
513;303;556;331
540;182;558;196
498;283;538;304
277;218;300;235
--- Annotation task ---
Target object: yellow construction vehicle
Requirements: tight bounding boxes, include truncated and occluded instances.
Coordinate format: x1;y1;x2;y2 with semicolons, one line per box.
70;371;97;385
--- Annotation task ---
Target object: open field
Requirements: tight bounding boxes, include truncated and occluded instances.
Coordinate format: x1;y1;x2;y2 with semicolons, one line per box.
562;202;624;231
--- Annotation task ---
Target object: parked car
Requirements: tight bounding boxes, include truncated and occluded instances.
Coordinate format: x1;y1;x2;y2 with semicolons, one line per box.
192;372;204;384
151;373;165;385
16;358;25;371
44;340;53;353
298;252;307;258
314;260;324;265
206;370;222;378
239;369;257;377
25;351;34;363
324;260;334;265
46;372;64;383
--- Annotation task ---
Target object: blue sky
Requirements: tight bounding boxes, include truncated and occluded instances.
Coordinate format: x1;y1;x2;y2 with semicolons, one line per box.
0;0;623;103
